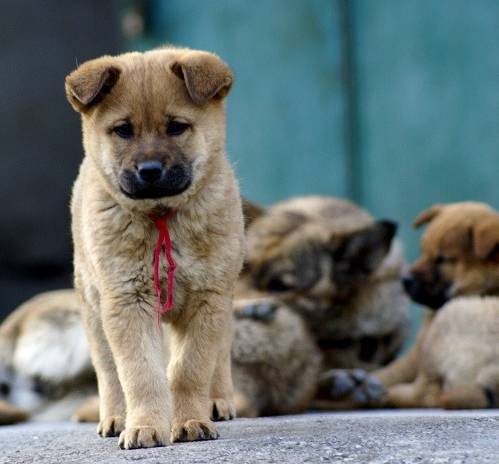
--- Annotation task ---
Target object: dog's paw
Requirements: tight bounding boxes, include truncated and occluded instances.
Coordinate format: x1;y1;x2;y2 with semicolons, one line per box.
171;419;219;442
211;398;235;421
97;416;125;437
235;300;278;322
318;369;385;406
118;426;169;450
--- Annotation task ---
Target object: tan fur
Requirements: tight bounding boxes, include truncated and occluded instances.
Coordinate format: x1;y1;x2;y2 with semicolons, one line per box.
231;299;322;417
386;297;499;408
413;202;499;299
66;47;244;448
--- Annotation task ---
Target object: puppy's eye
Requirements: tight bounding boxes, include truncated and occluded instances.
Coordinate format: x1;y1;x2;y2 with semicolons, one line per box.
113;123;134;139
166;120;190;136
267;276;292;292
435;255;456;265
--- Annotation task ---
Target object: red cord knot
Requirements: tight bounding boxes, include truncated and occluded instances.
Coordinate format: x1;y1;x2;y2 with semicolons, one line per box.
149;209;177;324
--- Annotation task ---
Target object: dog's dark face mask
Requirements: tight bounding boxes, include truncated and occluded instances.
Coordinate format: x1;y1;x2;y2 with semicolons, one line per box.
402;258;452;310
251;220;397;304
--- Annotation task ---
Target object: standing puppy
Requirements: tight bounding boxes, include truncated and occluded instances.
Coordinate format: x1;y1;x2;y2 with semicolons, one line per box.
65;47;244;449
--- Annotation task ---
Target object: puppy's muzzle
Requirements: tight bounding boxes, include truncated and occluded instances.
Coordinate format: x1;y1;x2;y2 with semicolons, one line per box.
401;272;449;310
119;161;192;199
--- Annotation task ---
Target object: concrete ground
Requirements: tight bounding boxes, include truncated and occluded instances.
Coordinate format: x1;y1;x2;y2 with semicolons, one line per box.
2;410;499;464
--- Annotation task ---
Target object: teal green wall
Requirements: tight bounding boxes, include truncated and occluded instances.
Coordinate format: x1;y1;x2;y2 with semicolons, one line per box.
129;0;499;338
353;0;499;261
132;0;350;205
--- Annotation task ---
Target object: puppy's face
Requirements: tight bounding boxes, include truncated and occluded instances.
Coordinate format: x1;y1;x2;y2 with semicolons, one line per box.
245;199;397;306
65;48;233;209
403;202;499;309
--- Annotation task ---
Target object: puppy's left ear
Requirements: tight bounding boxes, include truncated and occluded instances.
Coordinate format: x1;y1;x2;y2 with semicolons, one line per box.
171;51;233;105
472;216;499;259
334;220;397;274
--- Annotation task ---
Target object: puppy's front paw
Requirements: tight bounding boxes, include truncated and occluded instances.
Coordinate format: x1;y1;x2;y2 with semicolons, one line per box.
97;416;125;437
118;426;169;449
212;398;235;421
318;369;385;406
171;419;219;442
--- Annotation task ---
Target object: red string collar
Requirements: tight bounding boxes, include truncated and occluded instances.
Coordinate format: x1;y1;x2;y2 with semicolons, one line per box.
149;209;177;323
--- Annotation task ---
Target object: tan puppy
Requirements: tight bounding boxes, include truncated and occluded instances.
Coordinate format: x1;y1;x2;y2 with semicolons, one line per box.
323;202;499;408
65;47;244;448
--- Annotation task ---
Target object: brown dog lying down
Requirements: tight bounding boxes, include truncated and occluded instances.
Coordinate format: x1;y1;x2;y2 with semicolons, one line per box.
321;202;499;409
233;196;409;415
0;196;409;422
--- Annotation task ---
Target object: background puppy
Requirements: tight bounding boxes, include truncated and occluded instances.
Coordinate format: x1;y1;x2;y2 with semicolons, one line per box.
66;47;244;448
239;196;408;369
323;202;499;408
233;196;409;414
0;290;93;423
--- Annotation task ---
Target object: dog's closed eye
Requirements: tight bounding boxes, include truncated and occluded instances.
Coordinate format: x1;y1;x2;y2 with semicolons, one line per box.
167;120;191;136
434;255;456;265
113;122;134;139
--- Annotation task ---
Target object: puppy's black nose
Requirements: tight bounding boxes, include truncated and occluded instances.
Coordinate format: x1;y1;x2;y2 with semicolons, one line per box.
137;161;163;183
402;274;415;293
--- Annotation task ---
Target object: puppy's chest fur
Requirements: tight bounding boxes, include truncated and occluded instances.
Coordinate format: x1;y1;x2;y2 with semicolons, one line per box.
73;159;240;315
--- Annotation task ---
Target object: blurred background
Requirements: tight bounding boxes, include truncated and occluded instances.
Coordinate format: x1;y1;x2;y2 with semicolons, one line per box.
1;0;499;341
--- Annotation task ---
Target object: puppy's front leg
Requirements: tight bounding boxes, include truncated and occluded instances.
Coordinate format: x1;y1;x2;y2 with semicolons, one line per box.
101;297;170;450
168;294;231;442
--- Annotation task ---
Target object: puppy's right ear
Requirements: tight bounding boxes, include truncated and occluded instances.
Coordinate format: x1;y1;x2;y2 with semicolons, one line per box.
413;204;445;228
65;58;121;113
472;215;499;259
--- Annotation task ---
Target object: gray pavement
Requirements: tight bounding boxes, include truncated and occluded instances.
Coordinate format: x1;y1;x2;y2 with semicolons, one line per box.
2;410;499;463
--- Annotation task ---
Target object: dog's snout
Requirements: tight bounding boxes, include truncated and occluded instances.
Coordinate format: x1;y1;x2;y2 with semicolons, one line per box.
137;161;164;183
121;160;192;199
